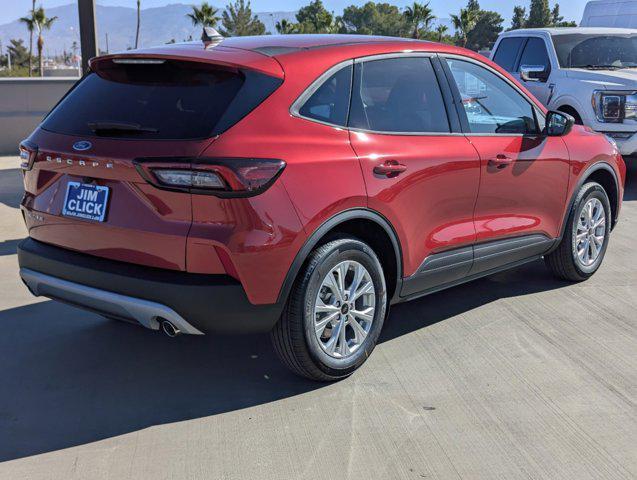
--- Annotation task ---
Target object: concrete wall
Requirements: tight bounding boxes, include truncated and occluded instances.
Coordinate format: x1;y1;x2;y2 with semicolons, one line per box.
0;78;77;155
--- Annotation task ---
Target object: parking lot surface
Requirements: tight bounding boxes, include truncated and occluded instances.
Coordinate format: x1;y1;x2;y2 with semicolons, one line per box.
0;156;635;479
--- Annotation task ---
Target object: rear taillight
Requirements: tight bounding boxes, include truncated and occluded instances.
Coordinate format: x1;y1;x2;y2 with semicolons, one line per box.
19;141;38;171
134;158;286;197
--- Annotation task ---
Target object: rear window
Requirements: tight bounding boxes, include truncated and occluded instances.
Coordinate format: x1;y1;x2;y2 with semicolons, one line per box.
42;59;282;140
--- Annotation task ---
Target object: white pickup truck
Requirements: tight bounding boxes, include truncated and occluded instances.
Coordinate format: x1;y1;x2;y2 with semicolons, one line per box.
491;27;637;158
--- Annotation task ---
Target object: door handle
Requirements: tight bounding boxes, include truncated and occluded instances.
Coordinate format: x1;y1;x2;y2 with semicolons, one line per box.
373;160;407;178
488;154;514;169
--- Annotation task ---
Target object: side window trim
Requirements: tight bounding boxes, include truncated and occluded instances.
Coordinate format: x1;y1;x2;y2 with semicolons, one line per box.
440;54;546;137
290;59;354;128
347;53;456;136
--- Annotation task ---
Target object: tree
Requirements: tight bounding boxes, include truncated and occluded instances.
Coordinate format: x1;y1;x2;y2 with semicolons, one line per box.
435;24;448;42
510;6;527;30
550;3;577;27
221;0;265;36
296;0;336;33
527;0;551;28
450;8;476;48
187;2;221;40
135;0;141;49
466;9;503;51
404;2;436;39
19;0;36;77
7;39;30;68
32;6;57;77
339;2;406;36
276;19;297;34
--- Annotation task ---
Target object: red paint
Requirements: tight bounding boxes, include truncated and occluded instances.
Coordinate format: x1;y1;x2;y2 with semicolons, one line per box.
21;36;625;306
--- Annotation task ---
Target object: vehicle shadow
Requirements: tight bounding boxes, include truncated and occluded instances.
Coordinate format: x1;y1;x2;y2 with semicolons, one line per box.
0;239;21;256
0;168;22;210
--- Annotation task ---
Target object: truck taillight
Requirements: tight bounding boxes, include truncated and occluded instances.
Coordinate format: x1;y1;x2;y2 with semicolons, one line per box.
134;158;286;197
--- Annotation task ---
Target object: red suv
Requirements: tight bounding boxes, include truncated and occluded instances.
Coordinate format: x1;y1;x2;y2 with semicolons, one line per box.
17;35;626;381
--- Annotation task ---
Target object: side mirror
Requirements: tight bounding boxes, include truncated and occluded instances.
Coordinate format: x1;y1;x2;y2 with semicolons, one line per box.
520;64;549;83
545;111;575;137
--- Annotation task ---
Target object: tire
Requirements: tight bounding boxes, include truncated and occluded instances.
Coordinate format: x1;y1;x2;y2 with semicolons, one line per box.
545;182;611;282
271;238;388;381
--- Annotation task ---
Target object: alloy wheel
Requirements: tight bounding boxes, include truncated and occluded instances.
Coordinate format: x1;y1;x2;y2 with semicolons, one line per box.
574;197;606;267
313;261;376;359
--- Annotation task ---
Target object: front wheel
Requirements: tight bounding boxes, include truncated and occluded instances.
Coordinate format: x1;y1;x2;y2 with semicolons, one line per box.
545;182;611;281
271;238;387;381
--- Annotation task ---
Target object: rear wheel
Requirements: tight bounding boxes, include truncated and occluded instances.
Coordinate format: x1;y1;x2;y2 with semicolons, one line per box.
271;238;387;381
545;182;611;281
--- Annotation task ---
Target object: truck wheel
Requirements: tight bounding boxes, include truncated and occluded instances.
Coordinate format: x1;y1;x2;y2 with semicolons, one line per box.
545;182;611;281
271;238;387;381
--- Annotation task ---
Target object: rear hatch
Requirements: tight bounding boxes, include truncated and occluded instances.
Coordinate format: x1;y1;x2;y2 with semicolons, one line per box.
21;47;283;271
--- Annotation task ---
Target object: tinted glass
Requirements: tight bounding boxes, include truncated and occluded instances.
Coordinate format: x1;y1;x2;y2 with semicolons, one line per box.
446;59;537;135
492;37;525;72
518;37;551;70
42;59;281;140
552;33;637;68
349;57;450;133
299;65;352;126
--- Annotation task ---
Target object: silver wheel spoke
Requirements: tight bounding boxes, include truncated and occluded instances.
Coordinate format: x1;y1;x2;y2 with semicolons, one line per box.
315;312;339;336
348;313;368;343
351;307;374;323
353;281;374;302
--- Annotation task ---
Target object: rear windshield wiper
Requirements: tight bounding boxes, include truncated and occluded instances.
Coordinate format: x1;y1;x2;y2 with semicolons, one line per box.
88;121;158;135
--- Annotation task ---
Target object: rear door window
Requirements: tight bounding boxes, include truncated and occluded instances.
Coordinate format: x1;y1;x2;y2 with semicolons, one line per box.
492;37;525;72
42;59;282;140
348;57;450;133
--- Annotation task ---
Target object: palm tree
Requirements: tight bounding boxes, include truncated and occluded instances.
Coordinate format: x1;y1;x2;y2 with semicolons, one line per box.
404;2;435;39
276;19;296;34
19;0;36;77
435;24;448;42
33;6;57;77
186;2;221;40
135;0;141;49
450;8;476;48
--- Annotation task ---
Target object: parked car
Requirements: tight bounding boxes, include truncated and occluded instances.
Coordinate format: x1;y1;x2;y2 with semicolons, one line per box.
17;35;626;381
581;0;637;28
491;27;637;159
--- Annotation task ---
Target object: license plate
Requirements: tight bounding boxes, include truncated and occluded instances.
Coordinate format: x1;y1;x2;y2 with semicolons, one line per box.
62;182;109;222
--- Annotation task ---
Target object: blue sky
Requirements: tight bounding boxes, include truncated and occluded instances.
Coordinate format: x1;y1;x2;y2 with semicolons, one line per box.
2;0;590;26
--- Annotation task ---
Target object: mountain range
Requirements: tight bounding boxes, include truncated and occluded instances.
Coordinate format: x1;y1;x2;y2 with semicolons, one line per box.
0;3;454;57
0;3;297;55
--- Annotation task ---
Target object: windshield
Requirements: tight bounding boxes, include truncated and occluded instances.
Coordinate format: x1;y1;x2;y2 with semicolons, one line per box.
552;33;637;69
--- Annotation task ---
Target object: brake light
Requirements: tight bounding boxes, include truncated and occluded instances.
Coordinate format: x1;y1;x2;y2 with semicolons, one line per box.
19;141;38;171
134;158;286;197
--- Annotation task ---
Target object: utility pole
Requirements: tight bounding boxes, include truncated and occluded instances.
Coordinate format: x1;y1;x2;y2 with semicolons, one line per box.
78;0;98;73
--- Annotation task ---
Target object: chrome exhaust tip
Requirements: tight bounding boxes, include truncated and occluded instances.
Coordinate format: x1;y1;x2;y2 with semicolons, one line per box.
161;319;181;337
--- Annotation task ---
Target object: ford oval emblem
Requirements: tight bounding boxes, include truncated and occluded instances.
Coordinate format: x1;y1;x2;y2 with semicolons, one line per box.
73;141;92;151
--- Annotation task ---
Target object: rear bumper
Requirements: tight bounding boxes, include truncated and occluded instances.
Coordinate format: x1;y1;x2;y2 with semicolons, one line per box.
17;238;283;335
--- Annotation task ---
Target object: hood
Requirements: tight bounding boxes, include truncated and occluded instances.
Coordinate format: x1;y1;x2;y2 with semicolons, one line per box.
566;68;637;89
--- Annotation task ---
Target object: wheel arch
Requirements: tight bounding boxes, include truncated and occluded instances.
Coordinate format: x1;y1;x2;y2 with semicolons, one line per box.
560;162;620;239
277;209;403;305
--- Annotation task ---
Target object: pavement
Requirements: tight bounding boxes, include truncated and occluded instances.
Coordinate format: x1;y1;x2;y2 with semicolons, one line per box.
0;155;635;480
